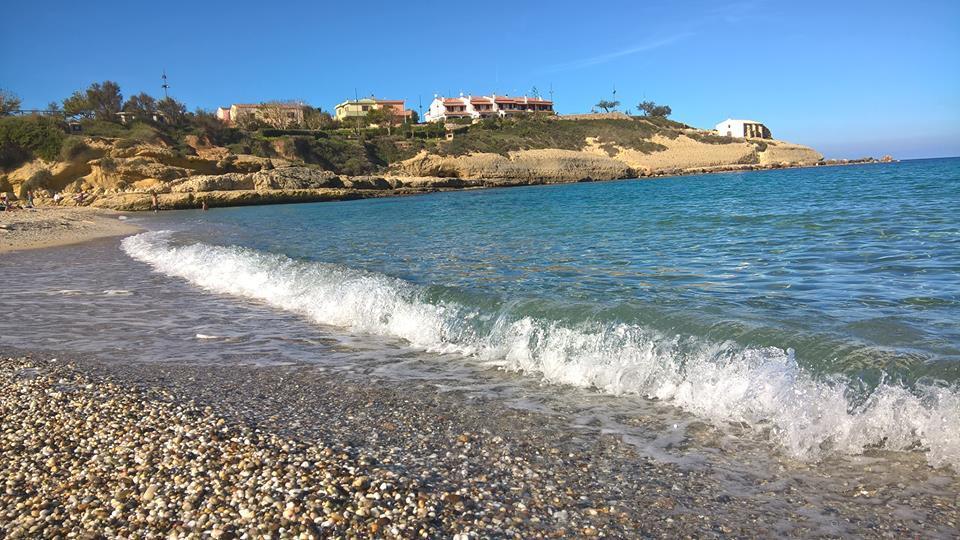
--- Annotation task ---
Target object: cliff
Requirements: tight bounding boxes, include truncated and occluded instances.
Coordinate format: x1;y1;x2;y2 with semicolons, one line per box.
0;117;828;211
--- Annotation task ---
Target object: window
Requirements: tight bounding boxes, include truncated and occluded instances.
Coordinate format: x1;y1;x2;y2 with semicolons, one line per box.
362;106;369;111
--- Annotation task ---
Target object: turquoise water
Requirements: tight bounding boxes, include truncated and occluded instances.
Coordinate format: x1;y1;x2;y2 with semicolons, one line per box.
121;158;960;467
157;159;960;380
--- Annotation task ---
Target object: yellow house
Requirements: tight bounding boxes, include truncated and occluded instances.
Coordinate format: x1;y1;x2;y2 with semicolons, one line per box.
334;98;411;122
216;102;306;128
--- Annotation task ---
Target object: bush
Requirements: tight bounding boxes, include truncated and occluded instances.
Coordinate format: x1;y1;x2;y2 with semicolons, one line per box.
60;136;91;160
687;132;739;145
0;115;66;168
226;143;251;155
78;119;129;138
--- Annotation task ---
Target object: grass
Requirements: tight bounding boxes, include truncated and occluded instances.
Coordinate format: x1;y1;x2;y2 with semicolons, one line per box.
433;117;671;157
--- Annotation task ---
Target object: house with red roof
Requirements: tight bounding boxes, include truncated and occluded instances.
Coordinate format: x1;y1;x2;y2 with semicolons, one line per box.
424;94;554;122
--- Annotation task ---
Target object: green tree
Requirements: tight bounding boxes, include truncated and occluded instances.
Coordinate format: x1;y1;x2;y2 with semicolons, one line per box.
123;92;158;118
86;81;123;121
364;106;400;134
62;90;92;119
637;100;671;117
596;99;620;113
0;89;21;116
61;81;123;121
157;96;187;126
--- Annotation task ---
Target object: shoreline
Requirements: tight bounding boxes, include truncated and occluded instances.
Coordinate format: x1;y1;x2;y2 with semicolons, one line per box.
0;206;141;254
71;158;895;212
2;349;957;538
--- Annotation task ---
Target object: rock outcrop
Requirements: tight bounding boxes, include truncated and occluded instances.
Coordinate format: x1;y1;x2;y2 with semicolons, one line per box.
0;125;838;212
169;167;342;193
394;149;634;182
394;132;822;183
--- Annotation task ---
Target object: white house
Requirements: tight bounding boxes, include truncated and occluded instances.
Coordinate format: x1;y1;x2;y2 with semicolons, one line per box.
425;94;554;122
714;118;772;139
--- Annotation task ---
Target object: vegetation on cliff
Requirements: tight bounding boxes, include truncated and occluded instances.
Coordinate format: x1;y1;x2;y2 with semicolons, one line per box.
0;83;708;178
0;84;825;211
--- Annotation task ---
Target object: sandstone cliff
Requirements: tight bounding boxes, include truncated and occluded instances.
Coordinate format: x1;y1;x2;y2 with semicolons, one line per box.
394;132;823;181
1;121;829;212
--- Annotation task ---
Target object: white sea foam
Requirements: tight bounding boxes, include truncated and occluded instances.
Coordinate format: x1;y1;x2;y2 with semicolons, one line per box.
103;289;133;296
121;231;960;470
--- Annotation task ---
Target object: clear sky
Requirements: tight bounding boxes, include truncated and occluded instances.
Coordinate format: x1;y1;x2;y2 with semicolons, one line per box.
2;0;958;159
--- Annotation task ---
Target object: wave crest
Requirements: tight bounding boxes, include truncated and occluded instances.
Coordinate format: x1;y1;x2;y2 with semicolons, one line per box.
121;231;960;469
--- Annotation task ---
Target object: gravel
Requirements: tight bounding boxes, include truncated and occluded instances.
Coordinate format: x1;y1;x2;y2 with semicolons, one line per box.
2;352;958;538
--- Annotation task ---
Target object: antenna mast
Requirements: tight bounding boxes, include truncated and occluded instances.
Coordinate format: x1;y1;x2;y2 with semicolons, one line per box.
161;70;170;99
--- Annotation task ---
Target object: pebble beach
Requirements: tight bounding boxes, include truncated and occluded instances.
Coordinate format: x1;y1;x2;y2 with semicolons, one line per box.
2;351;958;538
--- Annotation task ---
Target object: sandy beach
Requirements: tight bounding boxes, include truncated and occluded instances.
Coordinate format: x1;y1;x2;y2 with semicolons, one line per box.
0;207;141;254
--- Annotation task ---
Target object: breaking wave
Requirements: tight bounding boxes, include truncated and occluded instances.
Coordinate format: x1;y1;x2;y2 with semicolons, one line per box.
122;231;960;470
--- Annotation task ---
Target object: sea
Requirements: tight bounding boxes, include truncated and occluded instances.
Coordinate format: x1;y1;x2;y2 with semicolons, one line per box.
3;158;959;485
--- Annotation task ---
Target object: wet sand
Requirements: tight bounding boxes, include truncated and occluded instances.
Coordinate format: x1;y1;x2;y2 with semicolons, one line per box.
0;207;140;253
2;350;957;538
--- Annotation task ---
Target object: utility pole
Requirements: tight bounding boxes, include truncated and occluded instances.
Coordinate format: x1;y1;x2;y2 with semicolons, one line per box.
612;84;617;111
161;70;170;99
549;83;554;102
418;95;423;124
354;88;361;137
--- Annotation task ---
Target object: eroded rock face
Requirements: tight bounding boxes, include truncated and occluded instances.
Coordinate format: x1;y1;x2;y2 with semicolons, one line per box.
90;188;376;211
253;167;341;191
3;129;831;212
169;167;342;193
756;143;823;166
394;150;634;182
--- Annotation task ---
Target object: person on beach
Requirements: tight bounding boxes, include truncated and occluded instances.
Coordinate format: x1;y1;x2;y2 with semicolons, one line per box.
201;199;208;211
53;192;62;205
1;193;7;211
151;192;160;213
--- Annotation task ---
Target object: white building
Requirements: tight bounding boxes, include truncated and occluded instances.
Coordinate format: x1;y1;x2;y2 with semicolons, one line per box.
425;94;554;122
714;118;772;139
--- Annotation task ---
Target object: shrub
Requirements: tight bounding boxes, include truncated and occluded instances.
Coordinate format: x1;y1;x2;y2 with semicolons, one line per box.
688;132;739;145
78;120;129;138
60;136;91;160
226;143;251;155
0;115;66;168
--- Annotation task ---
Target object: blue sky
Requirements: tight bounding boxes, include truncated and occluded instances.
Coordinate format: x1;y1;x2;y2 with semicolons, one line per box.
2;0;958;159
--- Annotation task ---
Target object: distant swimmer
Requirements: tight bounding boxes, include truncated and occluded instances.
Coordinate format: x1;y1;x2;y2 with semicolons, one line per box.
201;200;208;211
151;192;159;213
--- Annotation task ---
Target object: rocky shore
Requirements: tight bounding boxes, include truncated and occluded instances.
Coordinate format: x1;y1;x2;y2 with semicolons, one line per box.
2;352;957;538
0;124;891;212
